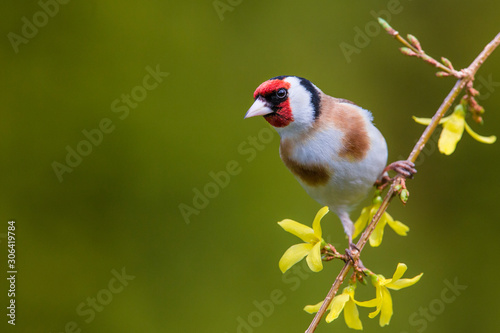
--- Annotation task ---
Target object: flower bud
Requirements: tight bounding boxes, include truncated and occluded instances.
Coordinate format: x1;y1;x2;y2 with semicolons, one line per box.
436;71;450;78
468;87;480;97
400;189;410;204
441;57;454;69
473;114;484;124
378;18;398;36
407;34;422;51
400;47;417;57
373;195;383;205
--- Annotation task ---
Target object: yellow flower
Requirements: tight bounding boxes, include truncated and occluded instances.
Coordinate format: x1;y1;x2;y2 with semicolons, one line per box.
413;104;496;155
304;284;364;330
353;201;409;247
277;206;328;273
356;263;423;327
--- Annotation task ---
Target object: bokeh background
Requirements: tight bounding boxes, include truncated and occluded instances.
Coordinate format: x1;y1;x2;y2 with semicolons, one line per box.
2;1;500;332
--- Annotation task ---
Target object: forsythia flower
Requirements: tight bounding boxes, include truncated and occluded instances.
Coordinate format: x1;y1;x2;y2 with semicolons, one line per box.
277;206;328;273
357;263;423;327
353;199;409;247
413;104;496;155
304;284;364;330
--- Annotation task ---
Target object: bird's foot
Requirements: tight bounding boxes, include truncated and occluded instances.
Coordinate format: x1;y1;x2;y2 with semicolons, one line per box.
344;241;360;266
375;160;416;189
345;242;369;276
384;160;417;178
356;258;366;272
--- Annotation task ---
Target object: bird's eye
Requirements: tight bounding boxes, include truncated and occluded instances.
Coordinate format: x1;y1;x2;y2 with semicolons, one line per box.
276;88;287;99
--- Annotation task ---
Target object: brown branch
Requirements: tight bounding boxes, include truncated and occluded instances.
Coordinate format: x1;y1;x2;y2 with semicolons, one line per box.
305;30;500;333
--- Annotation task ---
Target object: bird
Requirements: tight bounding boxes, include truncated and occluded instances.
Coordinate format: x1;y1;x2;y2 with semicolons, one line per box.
244;75;415;249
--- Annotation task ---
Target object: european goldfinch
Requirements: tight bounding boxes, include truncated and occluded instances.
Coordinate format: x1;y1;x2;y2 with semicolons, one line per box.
245;76;415;247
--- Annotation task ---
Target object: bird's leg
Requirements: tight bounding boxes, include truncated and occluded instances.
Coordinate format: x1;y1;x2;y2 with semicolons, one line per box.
345;237;360;264
338;211;356;247
338;212;361;265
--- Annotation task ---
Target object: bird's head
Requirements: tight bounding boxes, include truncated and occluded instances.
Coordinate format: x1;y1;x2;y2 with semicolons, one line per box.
245;76;322;134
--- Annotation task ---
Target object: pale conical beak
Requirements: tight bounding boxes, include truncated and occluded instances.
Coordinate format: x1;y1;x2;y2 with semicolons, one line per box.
244;98;274;119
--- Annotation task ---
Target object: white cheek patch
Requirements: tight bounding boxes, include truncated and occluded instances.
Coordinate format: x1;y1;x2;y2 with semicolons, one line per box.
285;76;317;128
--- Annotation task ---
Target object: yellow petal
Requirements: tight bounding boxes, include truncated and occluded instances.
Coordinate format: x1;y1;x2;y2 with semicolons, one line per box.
412;116;432;125
279;243;313;273
325;294;350;323
306;241;323;272
387;273;423;290
438;113;465;155
464;122;497;144
304;301;323;314
388;263;408;283
368;304;382;319
413;115;449;126
366;284;384;318
344;300;363;330
355;297;380;308
379;287;393;327
278;219;316;243
369;218;386;247
312;206;328;239
387;219;409;236
353;206;371;239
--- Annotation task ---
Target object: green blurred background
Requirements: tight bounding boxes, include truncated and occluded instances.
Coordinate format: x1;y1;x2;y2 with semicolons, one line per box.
2;1;500;332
